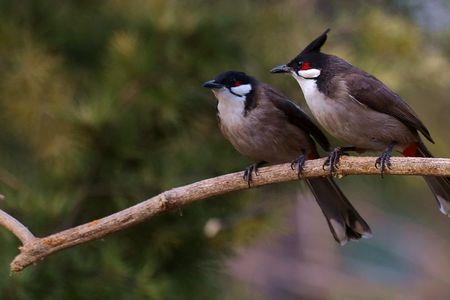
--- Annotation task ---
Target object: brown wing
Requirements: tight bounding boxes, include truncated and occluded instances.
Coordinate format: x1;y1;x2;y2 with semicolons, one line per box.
263;84;330;151
345;71;434;143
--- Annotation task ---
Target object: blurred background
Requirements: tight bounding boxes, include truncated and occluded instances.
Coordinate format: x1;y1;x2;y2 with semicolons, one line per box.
0;0;449;299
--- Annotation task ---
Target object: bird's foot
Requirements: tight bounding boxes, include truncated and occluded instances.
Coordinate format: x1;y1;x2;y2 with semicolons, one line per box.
243;162;264;187
375;151;393;178
291;154;307;178
323;147;348;175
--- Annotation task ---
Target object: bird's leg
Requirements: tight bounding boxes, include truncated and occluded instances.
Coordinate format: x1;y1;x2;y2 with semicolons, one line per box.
243;161;267;187
375;142;396;177
323;146;357;175
291;150;307;178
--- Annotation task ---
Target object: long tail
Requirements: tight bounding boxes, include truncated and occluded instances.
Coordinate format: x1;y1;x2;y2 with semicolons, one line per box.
413;142;450;216
306;177;372;245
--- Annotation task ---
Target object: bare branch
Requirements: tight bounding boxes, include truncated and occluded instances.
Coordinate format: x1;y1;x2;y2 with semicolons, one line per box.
0;208;35;244
2;156;450;272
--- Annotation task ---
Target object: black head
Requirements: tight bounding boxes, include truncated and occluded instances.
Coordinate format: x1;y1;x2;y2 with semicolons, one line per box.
203;71;258;114
203;71;253;89
270;29;330;76
203;71;255;98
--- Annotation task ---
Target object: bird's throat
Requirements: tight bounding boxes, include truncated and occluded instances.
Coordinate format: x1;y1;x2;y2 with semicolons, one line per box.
215;88;247;126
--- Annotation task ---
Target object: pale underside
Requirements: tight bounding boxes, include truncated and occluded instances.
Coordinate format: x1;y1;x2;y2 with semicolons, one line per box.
213;87;312;163
293;70;418;152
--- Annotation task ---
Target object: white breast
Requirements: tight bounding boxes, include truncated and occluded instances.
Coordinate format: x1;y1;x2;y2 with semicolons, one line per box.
293;73;359;144
213;88;246;127
292;73;333;127
292;73;417;150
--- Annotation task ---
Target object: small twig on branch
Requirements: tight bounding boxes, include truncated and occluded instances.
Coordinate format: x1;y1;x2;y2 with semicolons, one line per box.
0;156;449;272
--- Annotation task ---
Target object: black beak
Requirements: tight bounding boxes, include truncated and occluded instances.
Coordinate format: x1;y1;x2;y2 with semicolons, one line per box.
270;64;292;74
202;80;224;89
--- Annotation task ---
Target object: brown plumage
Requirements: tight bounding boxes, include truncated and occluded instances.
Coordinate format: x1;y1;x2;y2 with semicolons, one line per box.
272;29;450;216
219;83;321;163
203;71;372;245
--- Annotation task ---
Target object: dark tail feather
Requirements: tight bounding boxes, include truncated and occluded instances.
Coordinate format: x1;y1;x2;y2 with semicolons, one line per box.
306;177;372;245
417;142;450;216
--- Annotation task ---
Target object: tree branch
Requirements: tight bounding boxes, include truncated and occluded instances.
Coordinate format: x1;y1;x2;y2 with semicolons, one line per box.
0;209;35;244
2;156;450;272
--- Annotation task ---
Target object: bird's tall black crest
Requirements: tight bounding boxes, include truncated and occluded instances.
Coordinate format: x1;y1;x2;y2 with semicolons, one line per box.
300;28;330;55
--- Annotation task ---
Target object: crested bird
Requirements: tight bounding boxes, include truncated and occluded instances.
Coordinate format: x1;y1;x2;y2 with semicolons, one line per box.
203;70;372;244
271;29;450;216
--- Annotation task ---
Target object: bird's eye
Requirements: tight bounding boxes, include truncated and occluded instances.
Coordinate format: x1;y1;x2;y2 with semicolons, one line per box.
300;62;312;70
233;80;242;87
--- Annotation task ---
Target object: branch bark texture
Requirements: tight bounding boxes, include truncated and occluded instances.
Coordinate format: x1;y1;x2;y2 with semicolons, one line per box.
1;156;449;272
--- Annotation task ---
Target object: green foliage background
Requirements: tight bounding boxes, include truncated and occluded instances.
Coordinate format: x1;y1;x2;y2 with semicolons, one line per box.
0;1;449;299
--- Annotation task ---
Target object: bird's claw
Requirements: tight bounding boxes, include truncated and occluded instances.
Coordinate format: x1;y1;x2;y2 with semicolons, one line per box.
323;147;346;175
375;151;393;178
243;163;259;187
291;155;307;178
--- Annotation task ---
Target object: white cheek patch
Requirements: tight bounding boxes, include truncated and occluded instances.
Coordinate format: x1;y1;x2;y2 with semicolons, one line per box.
213;88;246;104
230;84;252;96
297;68;321;79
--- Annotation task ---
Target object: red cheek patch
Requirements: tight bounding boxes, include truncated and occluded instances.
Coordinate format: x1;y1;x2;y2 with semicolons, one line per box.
301;62;312;70
234;81;242;87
